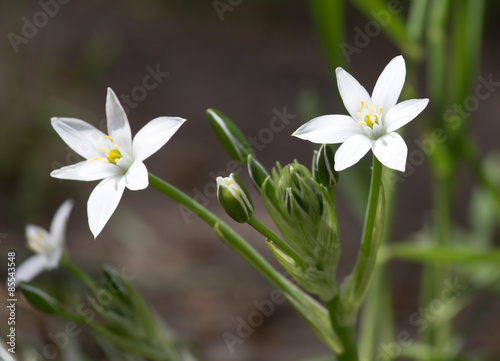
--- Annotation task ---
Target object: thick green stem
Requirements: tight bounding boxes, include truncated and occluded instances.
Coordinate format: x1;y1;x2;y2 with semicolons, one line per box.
326;297;358;361
340;156;385;322
360;157;383;257
247;216;307;269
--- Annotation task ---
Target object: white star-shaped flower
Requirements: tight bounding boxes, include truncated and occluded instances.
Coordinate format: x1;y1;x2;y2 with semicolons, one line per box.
51;88;186;237
293;55;429;172
16;200;73;285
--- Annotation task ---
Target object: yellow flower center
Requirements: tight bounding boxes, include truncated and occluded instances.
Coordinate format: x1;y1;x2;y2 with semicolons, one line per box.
88;136;123;165
105;149;123;164
357;101;382;129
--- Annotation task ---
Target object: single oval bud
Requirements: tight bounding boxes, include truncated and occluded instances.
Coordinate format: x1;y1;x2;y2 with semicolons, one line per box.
247;154;269;191
217;173;254;223
19;282;63;315
207;108;253;164
316;144;339;187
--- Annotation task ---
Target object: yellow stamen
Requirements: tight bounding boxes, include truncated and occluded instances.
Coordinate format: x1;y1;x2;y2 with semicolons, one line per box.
379;107;383;115
104;135;114;142
360;101;364;110
87;157;100;163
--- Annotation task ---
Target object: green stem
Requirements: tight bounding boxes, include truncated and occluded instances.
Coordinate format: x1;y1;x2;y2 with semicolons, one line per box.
326;297;358;361
359;166;396;359
421;177;452;351
149;174;284;288
340;156;385;322
360;157;383;257
247;216;307;269
149;173;343;353
60;254;98;293
149;174;312;307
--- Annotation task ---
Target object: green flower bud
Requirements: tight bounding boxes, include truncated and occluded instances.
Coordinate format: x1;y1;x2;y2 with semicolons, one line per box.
207;108;253;164
316;144;339;187
217;173;254;223
247;154;269;191
19;282;63;315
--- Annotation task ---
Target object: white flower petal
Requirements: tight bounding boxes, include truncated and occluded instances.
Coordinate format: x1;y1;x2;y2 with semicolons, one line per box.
372;132;408;172
88;176;126;238
132;117;186;161
51;117;107;159
51;160;122;181
106;88;132;155
336;67;372;120
125;161;149;191
292;115;362;144
47;247;63;269
334;134;373;171
49;199;74;248
372;55;406;112
384;98;429;132
15;254;50;285
25;225;51;254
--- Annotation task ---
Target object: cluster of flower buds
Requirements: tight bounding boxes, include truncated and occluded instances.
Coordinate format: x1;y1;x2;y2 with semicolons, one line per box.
208;108;341;301
19;266;197;361
259;161;341;300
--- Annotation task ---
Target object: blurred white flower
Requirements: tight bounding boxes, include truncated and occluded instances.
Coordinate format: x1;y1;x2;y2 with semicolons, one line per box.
293;55;429;172
51;88;186;237
16;200;73;285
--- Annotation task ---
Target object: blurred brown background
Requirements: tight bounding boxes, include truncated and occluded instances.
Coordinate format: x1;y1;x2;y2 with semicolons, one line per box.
1;1;500;360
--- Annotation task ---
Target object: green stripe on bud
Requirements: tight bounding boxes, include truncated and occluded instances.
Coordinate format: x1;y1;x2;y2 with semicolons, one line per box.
217;173;254;223
207;108;253;164
316;144;339;187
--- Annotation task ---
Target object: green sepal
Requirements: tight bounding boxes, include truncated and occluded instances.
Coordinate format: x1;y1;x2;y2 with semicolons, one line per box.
207;108;253;163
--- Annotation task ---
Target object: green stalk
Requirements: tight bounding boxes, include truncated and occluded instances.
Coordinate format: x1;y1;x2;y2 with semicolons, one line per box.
426;0;449;121
309;0;347;70
406;0;430;43
421;176;452;351
360;157;383;257
340;156;385;321
359;166;396;359
247;215;307;269
326;297;358;361
60;254;98;293
149;174;291;293
148;173;343;353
